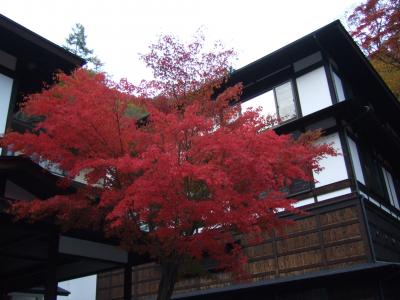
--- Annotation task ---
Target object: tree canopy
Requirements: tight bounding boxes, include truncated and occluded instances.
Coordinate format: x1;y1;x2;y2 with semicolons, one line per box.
1;34;334;300
348;0;400;98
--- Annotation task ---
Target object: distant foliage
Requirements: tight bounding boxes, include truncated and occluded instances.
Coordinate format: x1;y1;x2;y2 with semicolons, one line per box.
1;34;334;300
348;0;400;66
63;23;103;72
348;0;400;98
371;58;400;98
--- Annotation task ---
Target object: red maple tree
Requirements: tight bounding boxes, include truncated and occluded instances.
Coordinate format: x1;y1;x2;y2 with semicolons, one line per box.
348;0;400;67
1;34;334;300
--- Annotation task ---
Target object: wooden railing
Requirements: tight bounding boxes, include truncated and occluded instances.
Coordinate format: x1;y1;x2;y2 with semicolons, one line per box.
97;195;370;300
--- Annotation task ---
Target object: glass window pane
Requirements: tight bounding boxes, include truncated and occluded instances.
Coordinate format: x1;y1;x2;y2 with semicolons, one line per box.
275;81;296;121
241;90;276;117
0;73;13;134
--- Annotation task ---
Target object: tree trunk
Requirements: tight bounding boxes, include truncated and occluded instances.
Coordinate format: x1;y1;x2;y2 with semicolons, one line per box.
156;257;181;300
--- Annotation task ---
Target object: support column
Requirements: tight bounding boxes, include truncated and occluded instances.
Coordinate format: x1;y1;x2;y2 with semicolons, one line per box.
44;232;59;300
123;254;133;300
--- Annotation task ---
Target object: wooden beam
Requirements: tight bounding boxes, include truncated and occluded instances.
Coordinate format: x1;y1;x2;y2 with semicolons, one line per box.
44;232;58;300
124;254;133;300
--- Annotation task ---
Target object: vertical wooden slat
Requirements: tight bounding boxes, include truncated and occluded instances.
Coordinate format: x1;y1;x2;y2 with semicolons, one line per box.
316;213;328;267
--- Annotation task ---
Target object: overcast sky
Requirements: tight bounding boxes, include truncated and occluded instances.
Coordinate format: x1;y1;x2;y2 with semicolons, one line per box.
1;0;360;83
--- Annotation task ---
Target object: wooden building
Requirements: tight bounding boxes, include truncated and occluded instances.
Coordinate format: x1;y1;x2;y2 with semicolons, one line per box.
1;14;399;300
96;21;400;300
0;14;133;300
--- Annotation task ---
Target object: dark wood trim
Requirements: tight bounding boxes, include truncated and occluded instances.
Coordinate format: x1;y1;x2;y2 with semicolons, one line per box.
356;197;375;262
292;61;325;78
323;59;338;105
338;130;357;191
289;179;351;201
44;232;58;300
290;65;303;118
271;230;279;277
0;250;47;262
124;255;133;300
1;72;17;157
316;213;328;267
0;65;15;78
325;255;368;266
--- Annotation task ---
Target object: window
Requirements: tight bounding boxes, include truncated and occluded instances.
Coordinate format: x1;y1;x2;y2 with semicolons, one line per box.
382;167;400;209
275;81;296;121
349;137;400;210
241;90;276;118
288;179;311;195
0;73;13;135
347;136;365;185
361;149;388;200
312;132;348;188
296;67;332;116
241;81;296;122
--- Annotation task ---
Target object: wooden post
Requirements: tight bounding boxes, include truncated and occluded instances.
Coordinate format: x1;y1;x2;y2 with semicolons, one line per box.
44;232;59;300
123;254;132;300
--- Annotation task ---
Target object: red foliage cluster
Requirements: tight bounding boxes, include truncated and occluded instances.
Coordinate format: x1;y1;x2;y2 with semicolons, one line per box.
348;0;400;67
1;34;334;300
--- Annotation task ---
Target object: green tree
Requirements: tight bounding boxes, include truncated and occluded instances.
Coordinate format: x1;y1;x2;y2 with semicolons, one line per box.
63;23;103;72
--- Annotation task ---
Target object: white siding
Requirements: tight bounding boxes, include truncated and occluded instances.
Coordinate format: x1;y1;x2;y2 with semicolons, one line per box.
333;71;345;102
317;187;352;201
313;132;348;187
296;67;332;116
58;275;97;300
346;136;365;185
293;197;315;207
382;167;399;209
0;73;13;134
241;90;276;117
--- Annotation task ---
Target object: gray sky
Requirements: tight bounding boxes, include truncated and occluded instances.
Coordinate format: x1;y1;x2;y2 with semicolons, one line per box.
1;0;360;83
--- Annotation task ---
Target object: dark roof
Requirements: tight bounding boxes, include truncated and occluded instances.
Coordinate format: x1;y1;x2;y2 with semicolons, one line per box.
23;286;70;296
0;14;85;106
230;20;400;135
0;156;74;199
0;13;85;67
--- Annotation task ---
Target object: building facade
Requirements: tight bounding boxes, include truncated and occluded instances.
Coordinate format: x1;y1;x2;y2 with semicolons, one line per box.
0;14;128;300
1;14;399;300
96;21;400;300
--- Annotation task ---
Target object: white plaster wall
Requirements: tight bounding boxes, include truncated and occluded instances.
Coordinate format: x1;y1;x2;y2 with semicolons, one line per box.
57;275;97;300
296;66;332;116
313;132;348;187
332;71;345;101
347;136;365;185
